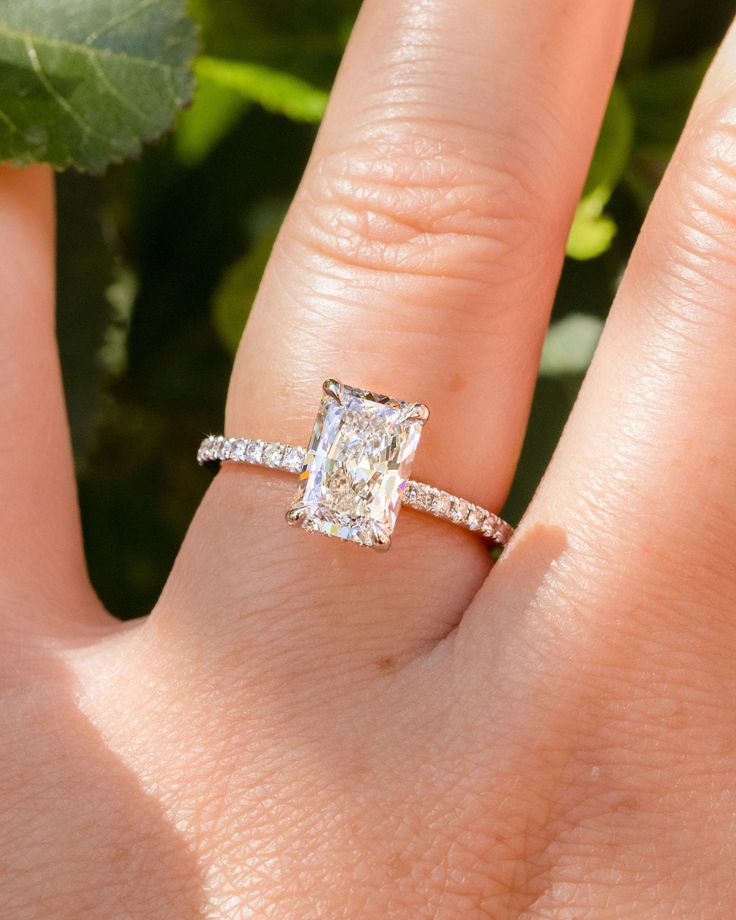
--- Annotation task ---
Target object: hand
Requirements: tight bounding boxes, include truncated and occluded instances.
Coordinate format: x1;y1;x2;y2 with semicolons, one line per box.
3;2;736;916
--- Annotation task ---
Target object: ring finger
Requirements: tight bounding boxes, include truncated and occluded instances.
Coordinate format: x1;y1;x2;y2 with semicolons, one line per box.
159;0;632;660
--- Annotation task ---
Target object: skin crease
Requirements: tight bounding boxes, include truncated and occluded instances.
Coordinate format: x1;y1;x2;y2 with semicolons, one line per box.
3;0;736;916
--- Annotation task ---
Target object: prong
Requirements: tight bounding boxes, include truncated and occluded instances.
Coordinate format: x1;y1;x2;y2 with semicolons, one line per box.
322;378;343;404
408;403;430;424
285;506;308;527
372;532;392;553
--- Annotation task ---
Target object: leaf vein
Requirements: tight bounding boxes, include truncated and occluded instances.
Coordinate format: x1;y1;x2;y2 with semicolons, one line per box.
84;0;161;46
0;21;188;76
0;105;18;135
87;54;148;122
23;34;126;153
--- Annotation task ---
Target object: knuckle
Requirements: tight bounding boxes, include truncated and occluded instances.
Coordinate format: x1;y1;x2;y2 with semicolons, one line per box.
686;92;736;214
289;124;549;282
657;92;736;299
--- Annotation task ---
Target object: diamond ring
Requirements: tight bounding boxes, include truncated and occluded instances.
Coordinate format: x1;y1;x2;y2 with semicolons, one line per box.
197;379;513;552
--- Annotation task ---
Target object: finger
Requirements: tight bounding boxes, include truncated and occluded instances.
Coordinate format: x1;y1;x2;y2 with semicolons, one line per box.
0;166;100;632
230;0;631;508
161;0;631;660
466;20;736;658
451;28;736;897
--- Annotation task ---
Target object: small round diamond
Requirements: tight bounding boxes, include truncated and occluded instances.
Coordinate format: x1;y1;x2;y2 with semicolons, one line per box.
196;416;513;548
413;486;432;511
403;482;418;503
474;509;490;531
230;440;247;461
450;498;469;524
435;492;452;517
246;440;264;464
283;446;305;472
427;487;443;512
466;507;481;531
263;442;285;468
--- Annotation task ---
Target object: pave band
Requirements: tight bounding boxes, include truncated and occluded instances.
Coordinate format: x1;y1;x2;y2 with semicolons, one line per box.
197;435;514;546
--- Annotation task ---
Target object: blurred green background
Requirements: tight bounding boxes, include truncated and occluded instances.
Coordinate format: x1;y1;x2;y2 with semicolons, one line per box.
57;0;732;619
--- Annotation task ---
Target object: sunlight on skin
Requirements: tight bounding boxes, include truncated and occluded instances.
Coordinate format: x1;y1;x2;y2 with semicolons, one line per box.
3;2;736;917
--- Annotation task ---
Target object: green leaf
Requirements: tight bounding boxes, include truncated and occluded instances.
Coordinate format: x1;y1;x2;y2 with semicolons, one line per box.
540;313;603;377
623;48;714;208
566;84;634;260
175;53;330;166
566;188;618;261
626;48;712;148
195;56;328;123
175;72;248;165
0;0;198;172
581;84;634;198
212;230;278;354
189;0;357;88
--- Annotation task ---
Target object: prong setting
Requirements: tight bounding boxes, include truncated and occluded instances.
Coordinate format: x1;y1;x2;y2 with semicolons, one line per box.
372;532;392;553
407;403;430;424
322;378;343;404
198;379;512;552
285;506;308;526
197;413;514;550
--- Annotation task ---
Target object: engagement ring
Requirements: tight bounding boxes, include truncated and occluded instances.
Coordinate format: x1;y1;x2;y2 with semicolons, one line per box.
198;379;513;552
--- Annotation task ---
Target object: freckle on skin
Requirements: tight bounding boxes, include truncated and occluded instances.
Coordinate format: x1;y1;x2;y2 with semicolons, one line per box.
615;795;640;814
448;373;465;393
377;655;396;672
387;852;410;880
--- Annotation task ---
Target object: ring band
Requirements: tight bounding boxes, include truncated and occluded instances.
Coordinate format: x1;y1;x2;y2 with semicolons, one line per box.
197;380;513;552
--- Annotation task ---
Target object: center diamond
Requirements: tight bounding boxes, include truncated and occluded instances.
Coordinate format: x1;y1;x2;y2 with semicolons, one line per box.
289;381;427;549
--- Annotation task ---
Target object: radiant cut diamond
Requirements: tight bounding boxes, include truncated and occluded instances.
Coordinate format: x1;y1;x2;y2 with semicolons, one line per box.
290;383;426;548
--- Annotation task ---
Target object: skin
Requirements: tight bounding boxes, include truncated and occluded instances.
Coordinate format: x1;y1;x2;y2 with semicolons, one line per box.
2;0;736;915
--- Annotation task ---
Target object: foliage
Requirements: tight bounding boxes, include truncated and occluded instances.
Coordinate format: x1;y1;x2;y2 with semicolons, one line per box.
18;0;724;615
196;57;328;123
212;225;278;353
176;58;327;166
566;85;634;260
539;314;604;377
0;0;197;172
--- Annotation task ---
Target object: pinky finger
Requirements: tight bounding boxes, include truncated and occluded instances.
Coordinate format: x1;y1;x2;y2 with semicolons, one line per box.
0;167;102;633
469;19;736;651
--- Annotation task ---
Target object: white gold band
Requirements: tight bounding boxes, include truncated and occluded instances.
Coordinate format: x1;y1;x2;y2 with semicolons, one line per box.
197;435;514;545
